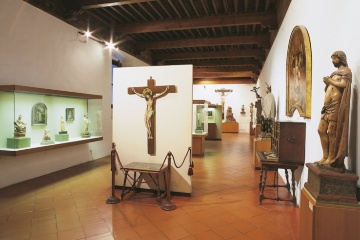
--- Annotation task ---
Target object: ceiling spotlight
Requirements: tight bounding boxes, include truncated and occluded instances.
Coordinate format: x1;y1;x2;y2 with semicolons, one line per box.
84;31;91;37
106;42;115;50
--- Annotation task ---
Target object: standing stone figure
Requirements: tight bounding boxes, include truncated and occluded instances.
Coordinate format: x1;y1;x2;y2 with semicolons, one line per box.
316;51;352;172
262;83;276;120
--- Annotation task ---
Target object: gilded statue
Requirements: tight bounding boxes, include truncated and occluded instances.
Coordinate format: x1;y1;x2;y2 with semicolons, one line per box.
316;51;352;172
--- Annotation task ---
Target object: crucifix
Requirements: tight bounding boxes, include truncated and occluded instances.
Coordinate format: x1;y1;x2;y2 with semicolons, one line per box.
128;77;176;155
215;88;233;119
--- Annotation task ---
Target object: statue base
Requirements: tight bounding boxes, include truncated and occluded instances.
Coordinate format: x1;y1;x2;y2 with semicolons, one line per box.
81;132;91;138
55;134;69;142
7;137;31;149
194;127;203;134
58;131;67;134
40;140;55;145
304;163;359;204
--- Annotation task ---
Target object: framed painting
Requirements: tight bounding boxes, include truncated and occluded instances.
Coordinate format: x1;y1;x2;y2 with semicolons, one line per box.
208;109;214;119
32;102;47;125
66;108;75;121
286;25;312;118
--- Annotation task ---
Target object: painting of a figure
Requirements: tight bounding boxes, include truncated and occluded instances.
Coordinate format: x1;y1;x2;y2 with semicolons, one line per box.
32;102;47;125
66;108;75;121
286;25;312;118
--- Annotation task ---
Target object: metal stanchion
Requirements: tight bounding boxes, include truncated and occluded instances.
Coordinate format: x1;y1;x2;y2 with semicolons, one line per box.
161;151;176;211
106;143;121;204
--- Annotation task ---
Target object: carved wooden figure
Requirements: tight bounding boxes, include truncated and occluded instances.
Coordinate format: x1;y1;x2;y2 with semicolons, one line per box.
128;77;176;155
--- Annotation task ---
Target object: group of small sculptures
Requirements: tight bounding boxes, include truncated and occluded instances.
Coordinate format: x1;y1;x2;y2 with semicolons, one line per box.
13;113;92;144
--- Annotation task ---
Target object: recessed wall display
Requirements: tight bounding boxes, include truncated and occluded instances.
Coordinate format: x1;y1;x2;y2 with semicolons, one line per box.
32;102;47;125
66;108;75;121
286;25;312;118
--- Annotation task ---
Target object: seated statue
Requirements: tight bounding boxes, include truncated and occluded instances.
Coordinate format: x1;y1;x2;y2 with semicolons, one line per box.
225;106;236;122
14;115;27;137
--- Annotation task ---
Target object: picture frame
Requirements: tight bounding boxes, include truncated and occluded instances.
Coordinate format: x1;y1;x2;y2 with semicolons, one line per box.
32;102;47;125
286;25;312;118
66;108;75;121
208;109;214;119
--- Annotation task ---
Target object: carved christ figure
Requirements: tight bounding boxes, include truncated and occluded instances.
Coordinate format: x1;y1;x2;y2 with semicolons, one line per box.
131;86;169;139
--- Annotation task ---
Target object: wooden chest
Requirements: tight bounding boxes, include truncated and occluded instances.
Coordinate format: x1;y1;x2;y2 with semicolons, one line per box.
271;121;306;164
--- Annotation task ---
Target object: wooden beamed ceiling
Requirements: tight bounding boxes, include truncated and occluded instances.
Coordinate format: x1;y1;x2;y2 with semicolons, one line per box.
24;0;290;84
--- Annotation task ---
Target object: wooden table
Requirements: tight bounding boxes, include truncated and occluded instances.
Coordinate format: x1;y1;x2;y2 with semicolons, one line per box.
256;151;304;206
121;162;167;203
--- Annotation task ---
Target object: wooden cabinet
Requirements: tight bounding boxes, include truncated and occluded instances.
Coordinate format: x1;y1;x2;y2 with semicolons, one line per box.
271;121;306;163
253;138;271;169
300;188;360;240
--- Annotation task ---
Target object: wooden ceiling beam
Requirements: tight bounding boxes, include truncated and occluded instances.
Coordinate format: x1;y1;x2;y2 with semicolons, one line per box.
194;66;259;73
155;49;265;61
193;71;256;78
137;35;269;50
165;59;262;68
114;12;277;33
193;79;256;85
74;0;157;9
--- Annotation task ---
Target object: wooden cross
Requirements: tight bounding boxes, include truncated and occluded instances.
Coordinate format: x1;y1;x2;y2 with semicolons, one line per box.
128;77;176;155
215;88;233;119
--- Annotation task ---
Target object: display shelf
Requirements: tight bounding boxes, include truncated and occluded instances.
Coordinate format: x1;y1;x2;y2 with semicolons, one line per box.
0;136;103;156
0;85;103;156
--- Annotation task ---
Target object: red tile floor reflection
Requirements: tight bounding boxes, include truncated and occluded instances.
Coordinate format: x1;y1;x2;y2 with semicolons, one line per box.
0;133;300;240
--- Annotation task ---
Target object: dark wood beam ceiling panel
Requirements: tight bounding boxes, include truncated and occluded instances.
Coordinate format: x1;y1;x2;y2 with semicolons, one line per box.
114;12;277;34
24;0;290;84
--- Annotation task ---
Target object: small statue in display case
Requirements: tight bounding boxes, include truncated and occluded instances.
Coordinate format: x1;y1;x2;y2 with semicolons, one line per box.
59;116;67;134
81;113;91;138
41;129;54;145
14;115;27;137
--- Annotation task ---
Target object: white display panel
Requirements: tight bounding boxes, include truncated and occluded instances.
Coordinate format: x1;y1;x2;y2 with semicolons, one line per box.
113;65;193;193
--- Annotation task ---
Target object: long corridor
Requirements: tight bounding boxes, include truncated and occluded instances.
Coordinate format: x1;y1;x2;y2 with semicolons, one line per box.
0;133;300;240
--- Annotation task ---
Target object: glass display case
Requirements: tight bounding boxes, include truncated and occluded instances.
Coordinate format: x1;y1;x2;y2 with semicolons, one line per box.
0;85;103;156
192;100;209;134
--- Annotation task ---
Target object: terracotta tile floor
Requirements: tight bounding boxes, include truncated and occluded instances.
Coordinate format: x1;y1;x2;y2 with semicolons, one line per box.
0;133;300;240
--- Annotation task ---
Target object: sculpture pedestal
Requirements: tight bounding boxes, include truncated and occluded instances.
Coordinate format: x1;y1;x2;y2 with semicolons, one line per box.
222;122;238;133
81;132;91;138
55;134;69;142
304;163;359;204
7;137;31;149
249;122;255;135
40;140;55;145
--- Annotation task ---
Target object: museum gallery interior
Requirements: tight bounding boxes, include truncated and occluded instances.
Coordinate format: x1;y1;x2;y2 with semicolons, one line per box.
1;0;360;239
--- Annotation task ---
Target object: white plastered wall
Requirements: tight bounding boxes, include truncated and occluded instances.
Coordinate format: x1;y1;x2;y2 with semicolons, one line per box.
256;0;360;204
